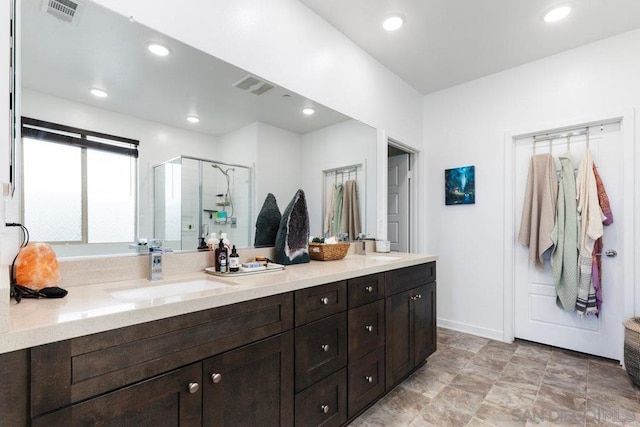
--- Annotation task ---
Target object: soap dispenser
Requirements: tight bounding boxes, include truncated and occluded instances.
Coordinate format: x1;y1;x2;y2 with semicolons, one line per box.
229;245;240;272
215;240;228;273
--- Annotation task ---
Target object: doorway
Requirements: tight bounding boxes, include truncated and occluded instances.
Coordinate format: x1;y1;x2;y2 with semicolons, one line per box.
387;144;412;252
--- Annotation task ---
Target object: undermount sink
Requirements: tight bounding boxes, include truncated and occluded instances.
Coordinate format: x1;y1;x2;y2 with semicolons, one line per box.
108;278;233;302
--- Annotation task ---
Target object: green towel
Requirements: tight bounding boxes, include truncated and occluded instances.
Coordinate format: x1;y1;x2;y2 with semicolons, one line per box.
551;153;578;312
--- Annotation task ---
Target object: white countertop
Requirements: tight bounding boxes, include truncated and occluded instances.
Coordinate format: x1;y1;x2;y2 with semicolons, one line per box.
2;252;437;354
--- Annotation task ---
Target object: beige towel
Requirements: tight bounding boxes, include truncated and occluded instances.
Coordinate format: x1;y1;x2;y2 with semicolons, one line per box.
340;180;361;240
518;153;558;270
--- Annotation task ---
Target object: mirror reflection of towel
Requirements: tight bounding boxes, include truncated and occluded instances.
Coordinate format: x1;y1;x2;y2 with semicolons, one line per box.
341;180;361;240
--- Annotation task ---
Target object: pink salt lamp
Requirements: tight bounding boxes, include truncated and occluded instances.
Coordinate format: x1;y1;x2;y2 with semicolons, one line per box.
14;242;60;290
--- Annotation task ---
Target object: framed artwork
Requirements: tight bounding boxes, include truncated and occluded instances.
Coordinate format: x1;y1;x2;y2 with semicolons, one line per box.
445;165;475;205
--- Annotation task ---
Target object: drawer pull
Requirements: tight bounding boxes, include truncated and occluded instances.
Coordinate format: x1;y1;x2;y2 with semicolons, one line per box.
210;373;222;384
320;297;329;305
321;344;330;352
365;375;373;383
365;285;373;293
365;325;373;332
321;404;330;413
188;382;200;394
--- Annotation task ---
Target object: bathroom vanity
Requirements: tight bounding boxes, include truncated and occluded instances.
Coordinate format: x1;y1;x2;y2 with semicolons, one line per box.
0;253;436;426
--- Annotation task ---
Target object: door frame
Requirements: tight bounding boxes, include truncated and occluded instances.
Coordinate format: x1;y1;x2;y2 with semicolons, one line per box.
502;109;637;358
386;137;419;253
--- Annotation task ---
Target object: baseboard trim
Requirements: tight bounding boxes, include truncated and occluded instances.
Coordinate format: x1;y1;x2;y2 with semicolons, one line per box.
437;317;506;343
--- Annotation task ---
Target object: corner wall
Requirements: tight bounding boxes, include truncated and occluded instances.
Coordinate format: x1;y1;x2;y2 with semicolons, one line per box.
423;29;640;339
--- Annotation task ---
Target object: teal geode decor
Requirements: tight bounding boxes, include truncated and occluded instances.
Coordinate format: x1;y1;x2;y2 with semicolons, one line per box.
254;193;281;247
274;189;310;265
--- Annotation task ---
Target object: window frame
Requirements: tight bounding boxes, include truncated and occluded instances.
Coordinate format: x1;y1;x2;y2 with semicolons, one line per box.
21;117;139;245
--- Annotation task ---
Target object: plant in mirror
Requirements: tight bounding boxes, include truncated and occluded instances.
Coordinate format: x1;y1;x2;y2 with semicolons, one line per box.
15;0;378;258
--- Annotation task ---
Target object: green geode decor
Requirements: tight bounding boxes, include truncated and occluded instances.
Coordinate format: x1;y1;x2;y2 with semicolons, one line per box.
254;193;281;247
274;189;310;265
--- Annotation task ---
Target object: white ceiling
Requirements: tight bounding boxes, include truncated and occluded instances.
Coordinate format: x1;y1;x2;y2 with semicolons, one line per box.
298;0;640;95
21;0;350;137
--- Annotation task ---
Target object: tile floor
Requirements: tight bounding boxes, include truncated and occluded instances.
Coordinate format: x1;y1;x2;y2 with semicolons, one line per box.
350;328;640;426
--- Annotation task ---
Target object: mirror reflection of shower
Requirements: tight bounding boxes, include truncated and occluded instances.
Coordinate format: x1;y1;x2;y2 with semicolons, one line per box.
211;163;235;220
153;156;252;250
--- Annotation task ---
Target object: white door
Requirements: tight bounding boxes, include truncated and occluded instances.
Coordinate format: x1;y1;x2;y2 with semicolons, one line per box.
514;123;623;360
388;154;409;252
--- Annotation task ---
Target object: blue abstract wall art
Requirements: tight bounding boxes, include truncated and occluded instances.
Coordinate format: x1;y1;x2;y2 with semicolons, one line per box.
445;165;475;205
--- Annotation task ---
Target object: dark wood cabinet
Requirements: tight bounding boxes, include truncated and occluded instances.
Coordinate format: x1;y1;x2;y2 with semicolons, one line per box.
202;332;294;427
347;347;385;418
295;368;347;427
6;261;436;427
347;299;385;362
32;363;202;427
295;312;348;392
385;270;437;390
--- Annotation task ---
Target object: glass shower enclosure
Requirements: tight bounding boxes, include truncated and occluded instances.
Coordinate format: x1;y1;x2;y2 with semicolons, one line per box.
153;156;252;251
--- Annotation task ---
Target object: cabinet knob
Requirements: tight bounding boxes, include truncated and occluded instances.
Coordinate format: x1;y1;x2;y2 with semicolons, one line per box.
365;375;373;383
321;404;330;413
365;285;373;293
416;294;422;299
365;325;373;332
321;344;330;352
210;373;222;384
188;382;200;394
320;297;329;305
410;295;416;301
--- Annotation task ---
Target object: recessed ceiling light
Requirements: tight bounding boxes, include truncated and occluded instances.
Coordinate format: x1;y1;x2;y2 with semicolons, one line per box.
302;108;315;116
543;5;571;23
186;115;200;123
90;88;108;98
147;43;170;56
382;14;405;31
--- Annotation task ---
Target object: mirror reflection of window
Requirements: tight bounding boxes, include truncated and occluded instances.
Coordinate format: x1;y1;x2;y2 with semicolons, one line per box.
22;118;138;246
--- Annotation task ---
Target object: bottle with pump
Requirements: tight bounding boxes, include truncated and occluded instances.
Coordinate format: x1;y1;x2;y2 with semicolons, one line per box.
215;240;228;273
229;245;240;272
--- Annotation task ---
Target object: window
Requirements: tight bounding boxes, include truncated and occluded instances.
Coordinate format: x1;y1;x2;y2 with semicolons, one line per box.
21;117;138;244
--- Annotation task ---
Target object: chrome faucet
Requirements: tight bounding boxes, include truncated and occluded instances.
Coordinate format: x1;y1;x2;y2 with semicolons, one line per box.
149;240;172;281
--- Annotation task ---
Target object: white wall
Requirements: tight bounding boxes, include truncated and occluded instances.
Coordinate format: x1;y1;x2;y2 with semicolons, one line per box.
255;122;303;221
90;0;423;149
423;29;640;339
302;120;377;237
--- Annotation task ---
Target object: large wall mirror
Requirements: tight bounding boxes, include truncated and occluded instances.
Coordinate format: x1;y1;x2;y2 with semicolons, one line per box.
16;0;378;258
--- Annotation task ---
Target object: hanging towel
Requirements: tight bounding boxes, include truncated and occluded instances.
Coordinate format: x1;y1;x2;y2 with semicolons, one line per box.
591;163;613;316
575;149;605;316
331;183;344;236
551;153;579;312
324;184;336;236
340;180;361;240
518;153;558;270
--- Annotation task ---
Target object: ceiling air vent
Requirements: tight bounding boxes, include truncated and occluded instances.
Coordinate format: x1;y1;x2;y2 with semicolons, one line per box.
232;75;274;96
41;0;85;25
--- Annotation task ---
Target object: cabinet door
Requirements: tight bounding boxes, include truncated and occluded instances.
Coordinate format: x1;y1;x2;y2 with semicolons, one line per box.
414;282;437;363
295;312;348;392
202;331;294;427
295;368;347;427
385;288;414;390
32;363;202;427
348;299;385;362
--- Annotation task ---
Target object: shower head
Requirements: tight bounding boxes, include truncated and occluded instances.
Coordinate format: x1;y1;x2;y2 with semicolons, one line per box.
211;163;233;177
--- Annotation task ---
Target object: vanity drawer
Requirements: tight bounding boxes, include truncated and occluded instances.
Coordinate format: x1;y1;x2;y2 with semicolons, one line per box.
347;347;385;418
295;368;347;427
30;292;294;417
294;312;347;392
295;280;347;326
348;300;385;362
347;273;384;308
385;262;436;296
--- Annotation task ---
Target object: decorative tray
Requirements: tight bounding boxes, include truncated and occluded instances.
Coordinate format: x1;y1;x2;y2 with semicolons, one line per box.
204;263;285;277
